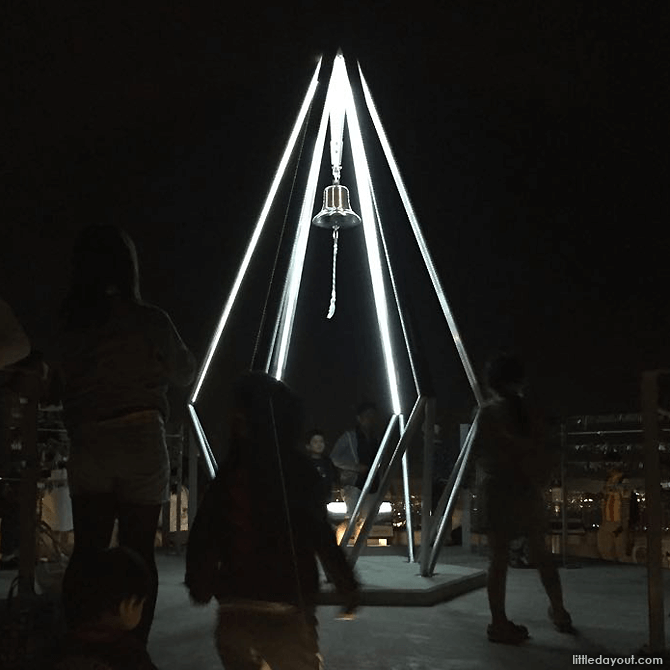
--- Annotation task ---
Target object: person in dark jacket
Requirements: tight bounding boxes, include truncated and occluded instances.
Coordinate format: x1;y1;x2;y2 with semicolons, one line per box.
185;372;359;670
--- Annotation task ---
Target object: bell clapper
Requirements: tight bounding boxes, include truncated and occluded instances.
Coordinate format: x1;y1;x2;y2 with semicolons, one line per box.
327;226;339;320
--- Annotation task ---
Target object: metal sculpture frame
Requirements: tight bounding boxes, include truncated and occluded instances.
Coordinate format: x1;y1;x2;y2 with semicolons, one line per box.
187;52;484;575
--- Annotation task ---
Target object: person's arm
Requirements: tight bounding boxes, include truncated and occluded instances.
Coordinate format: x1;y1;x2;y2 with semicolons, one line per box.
0;298;30;369
330;431;367;474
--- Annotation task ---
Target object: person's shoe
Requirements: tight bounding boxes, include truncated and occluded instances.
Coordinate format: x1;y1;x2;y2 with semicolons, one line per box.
548;606;575;633
487;620;529;644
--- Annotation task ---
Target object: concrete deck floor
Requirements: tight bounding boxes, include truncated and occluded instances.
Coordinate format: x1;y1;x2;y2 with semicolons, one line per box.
141;546;670;669
2;545;669;668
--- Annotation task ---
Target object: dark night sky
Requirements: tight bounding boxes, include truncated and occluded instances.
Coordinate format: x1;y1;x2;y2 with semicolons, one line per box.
2;2;668;453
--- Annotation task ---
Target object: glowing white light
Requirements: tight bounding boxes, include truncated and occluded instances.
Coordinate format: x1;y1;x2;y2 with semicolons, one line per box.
190;59;322;403
342;62;402;415
272;69;334;381
358;64;484;406
372;187;420;395
329;52;347;178
187;403;217;479
328;502;348;514
327;501;392;515
272;53;352;381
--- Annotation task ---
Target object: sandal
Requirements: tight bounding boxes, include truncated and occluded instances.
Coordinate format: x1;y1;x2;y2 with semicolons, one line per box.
487;620;530;644
548;606;574;633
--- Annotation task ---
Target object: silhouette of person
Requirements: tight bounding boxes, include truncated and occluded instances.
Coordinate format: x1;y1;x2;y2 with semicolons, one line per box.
185;372;359;670
331;401;380;541
470;353;572;643
58;225;195;652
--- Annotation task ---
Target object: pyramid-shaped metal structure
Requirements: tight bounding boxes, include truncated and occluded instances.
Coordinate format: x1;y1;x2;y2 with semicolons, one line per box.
187;52;485;576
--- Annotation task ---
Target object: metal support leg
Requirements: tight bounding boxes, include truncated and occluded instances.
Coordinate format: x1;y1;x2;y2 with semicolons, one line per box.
349;397;426;566
187;428;199;530
426;412;480;576
419;399;436;571
400;415;414;562
340;415;399;548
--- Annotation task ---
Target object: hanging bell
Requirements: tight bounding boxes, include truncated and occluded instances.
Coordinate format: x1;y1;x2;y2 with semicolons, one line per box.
312;184;361;229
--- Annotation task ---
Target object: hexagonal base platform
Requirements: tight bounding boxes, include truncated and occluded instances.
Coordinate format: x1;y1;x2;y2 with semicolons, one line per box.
316;553;486;607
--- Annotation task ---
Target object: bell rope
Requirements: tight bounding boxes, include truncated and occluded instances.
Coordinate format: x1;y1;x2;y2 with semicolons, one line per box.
327;226;339;319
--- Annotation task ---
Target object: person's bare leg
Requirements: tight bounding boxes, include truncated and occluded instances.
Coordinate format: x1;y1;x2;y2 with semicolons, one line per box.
527;532;570;620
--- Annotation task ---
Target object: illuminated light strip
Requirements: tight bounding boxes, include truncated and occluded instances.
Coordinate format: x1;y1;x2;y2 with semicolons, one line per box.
328;51;347;175
371;182;420;395
343;62;402;415
358;64;484;406
265;288;288;374
190;59;322;402
187;403;217;479
272;55;344;381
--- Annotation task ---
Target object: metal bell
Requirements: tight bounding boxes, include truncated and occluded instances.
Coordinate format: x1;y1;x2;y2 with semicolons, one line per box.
312;184;361;229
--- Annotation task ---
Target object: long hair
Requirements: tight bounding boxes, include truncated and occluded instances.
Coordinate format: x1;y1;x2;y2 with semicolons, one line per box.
61;225;141;329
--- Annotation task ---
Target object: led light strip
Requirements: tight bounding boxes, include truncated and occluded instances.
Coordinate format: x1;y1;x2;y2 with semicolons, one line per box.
271;59;338;381
358;64;484;406
343;61;402;415
371;180;420;395
190;59;322;402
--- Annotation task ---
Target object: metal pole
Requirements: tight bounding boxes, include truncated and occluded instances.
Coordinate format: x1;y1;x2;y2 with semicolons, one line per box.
400;415;415;562
419;398;436;572
459;424;473;553
187;403;217;480
187;427;198;530
560;423;568;568
18;385;39;597
358;66;484;407
427;412;480;575
642;371;664;654
339;414;399;547
349;396;426;565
